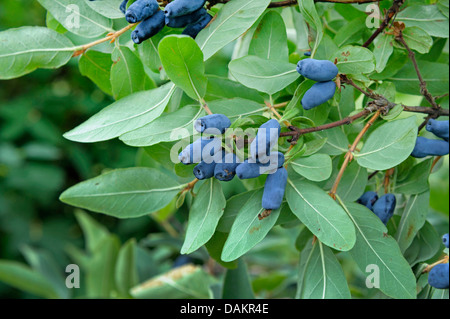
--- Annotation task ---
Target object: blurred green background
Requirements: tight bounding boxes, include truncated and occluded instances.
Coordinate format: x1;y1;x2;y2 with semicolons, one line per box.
0;0;448;299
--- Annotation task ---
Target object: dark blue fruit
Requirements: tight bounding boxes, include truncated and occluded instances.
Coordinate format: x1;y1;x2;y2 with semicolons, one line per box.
193;161;217;180
357;191;379;210
173;255;193;268
179;136;222;165
194;114;231;135
426;119;449;142
428;263;449;289
301;81;336;110
214;153;241;182
296;59;339;82
262;167;288;210
372;193;396;225
165;7;207;28
131;10;165;44
182;13;212;39
304;52;311;56
164;0;206;18
120;0;128;14
411;136;450;158
126;0;159;23
443;233;449;248
250;119;281;161
236;152;285;179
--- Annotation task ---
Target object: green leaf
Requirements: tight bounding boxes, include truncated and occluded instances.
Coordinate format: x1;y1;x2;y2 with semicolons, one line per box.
86;234;120;298
397;4;449;38
159;35;207;101
131;265;212;299
216;190;256;233
249;11;288;61
196;0;271;61
205;75;265;103
60;168;184;218
389;61;449;96
404;221;441;267
79;50;113;95
221;189;281;262
336;161;368;202
394;159;432;195
355;117;418;171
86;0;125;19
286;178;356;251
74;210;110;253
402;27;433;54
317;127;349;155
373;32;394;73
120;105;204;147
181;179;226;254
37;0;112;38
0;261;59;299
332;45;376;74
111;46;155;100
207;98;266;121
342;202;417;299
115;239;139;298
437;0;449;18
334;16;366;47
64;82;175;143
395;191;431;254
0;27;74;80
222;259;255;299
296;239;351;299
205;232;239;269
298;0;323;57
290;154;332;182
229;55;299;95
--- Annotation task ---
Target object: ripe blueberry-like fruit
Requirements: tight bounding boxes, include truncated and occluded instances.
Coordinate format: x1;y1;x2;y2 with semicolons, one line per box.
411;136;450;158
443;233;449;248
372;193;396;225
301;81;336;110
126;0;159;23
262;167;288;210
304;52;311;56
428;263;449;289
357;191;379;210
194;161;217;180
172;255;193;268
426;119;449;142
131;10;165;44
182;13;212;39
179;136;222;165
120;0;128;14
236;152;285;180
214;153;241;182
164;0;206;18
296;59;339;82
194;114;231;135
250;119;281;162
165;7;207;28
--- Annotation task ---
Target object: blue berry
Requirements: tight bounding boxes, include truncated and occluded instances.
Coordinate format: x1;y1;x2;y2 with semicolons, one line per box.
426;119;449;142
179;136;222;165
120;0;128;14
301;81;336;110
182;13;212;39
250;119;281;162
372;193;396;225
262;167;288;210
126;0;159;24
165;7;207;28
296;59;338;82
194;114;231;135
193;151;224;180
428;263;449;289
173;255;193;268
131;10;165;44
236;152;285;180
443;233;449;248
214;153;241;182
164;0;206;18
304;52;311;56
357;191;379;210
411;136;450;158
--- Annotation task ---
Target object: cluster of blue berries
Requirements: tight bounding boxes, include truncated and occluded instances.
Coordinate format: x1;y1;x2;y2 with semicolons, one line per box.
117;0;211;44
428;233;449;289
179;116;286;211
296;58;339;110
411;119;449;158
357;191;396;225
